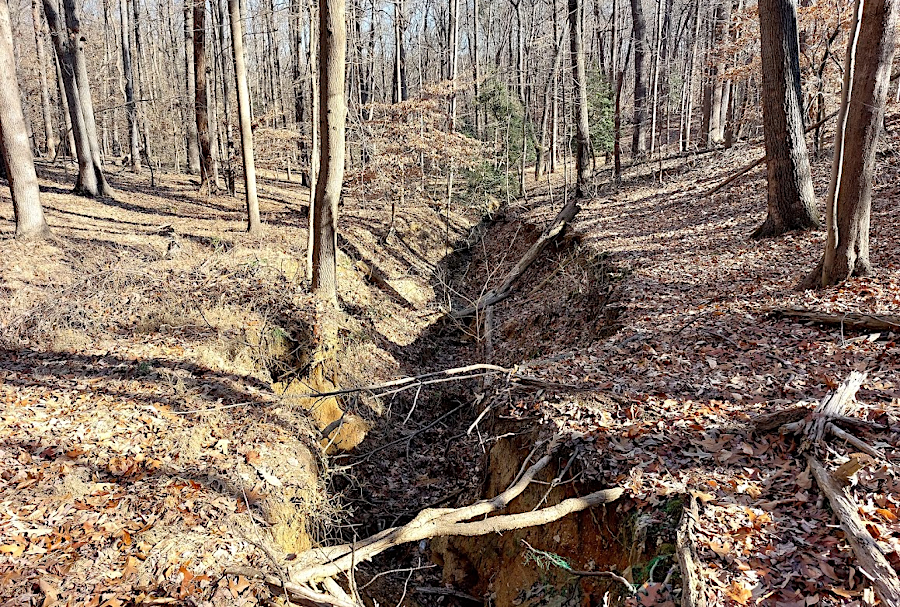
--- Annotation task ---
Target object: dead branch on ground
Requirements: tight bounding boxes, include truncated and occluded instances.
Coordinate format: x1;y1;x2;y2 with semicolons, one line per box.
676;495;707;607
762;372;900;606
806;455;900;606
450;199;581;319
703;110;839;198
768;308;900;333
288;449;624;585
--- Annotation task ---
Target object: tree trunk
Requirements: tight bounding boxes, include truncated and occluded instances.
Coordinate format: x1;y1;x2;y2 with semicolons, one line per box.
568;0;591;196
32;0;57;157
228;0;261;233
184;0;201;174
120;0;140;173
630;0;648;157
306;0;318;279
62;0;107;176
44;0;108;196
193;0;214;193
0;0;50;239
817;0;898;285
392;0;407;103
751;0;818;239
448;0;460;130
311;0;344;302
535;22;568;179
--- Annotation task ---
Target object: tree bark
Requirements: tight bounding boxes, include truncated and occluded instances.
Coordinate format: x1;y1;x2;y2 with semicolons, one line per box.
306;0;318;280
193;0;214;193
228;0;261;233
817;0;899;285
120;0;140;173
0;0;50;239
184;0;201;174
568;0;591;196
751;0;819;238
311;0;346;303
629;0;648;157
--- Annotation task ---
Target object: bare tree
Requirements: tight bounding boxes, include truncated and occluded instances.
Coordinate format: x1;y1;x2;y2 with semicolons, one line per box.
568;0;591;196
31;0;57;157
120;0;140;172
43;0;110;196
228;0;261;233
184;0;201;174
311;0;346;302
629;0;648;157
806;0;899;286
193;0;214;193
751;0;818;238
0;0;50;239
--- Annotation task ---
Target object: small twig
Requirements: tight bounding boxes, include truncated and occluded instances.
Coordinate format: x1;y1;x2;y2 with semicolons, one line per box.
403;384;423;425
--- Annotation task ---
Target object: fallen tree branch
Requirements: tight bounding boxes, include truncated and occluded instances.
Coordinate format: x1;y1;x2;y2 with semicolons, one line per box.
768;308;900;333
806;455;900;606
703;110;839;198
676;496;706;607
289;452;624;584
451;199;581;320
225;567;359;607
825;422;885;460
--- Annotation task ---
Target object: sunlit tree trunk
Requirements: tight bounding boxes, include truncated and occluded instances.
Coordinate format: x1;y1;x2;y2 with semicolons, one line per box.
193;0;214;193
44;0;109;196
817;0;899;285
184;0;201;173
0;0;50;239
311;0;345;303
228;0;261;233
32;0;57;157
751;0;818;238
629;0;648;157
568;0;591;195
120;0;140;172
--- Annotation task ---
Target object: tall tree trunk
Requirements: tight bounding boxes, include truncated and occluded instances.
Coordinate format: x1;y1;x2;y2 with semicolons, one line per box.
306;0;318;278
184;0;201;173
131;0;154;176
448;0;460;130
648;0;663;154
392;0;407;103
817;0;899;285
629;0;648;157
44;0;108;196
0;0;50;239
32;0;57;157
193;0;214;193
568;0;591;195
682;0;701;150
120;0;140;172
53;51;75;158
751;0;819;238
228;0;261;233
472;0;481;138
62;0;106;173
311;0;345;303
536;21;568;179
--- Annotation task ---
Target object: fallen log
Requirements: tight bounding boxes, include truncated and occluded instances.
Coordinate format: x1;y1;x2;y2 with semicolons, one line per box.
768;308;900;333
451;199;581;320
807;455;900;606
289;450;624;584
676;495;706;607
703;110;839;198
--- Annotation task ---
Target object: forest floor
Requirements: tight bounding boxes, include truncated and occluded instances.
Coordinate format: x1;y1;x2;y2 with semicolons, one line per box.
0;113;899;607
